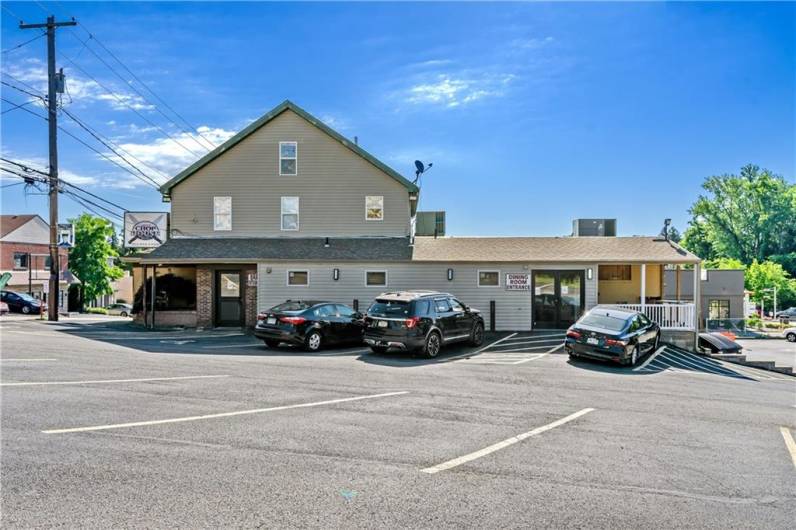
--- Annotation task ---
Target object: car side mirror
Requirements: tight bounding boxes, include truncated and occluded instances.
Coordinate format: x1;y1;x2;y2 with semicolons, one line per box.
464;306;471;313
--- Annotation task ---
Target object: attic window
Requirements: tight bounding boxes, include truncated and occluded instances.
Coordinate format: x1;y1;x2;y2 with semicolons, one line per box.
279;141;297;176
365;195;384;221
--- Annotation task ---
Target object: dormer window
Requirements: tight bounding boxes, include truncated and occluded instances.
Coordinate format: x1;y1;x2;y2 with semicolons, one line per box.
279;141;297;176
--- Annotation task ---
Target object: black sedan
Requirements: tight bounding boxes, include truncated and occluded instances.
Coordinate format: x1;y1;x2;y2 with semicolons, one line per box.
565;307;661;366
254;300;364;352
0;290;45;315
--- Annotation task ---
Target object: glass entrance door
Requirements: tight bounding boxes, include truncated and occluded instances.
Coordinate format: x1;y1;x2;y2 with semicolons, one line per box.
215;271;242;326
533;270;585;329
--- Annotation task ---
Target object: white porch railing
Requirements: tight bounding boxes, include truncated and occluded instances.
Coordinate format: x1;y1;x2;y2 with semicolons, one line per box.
599;303;696;331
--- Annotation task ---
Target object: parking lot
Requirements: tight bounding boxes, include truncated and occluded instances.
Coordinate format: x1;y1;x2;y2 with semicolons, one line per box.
2;317;795;528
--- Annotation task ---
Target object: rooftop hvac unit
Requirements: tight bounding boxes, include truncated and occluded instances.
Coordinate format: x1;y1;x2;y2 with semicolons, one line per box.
572;218;617;237
415;211;446;237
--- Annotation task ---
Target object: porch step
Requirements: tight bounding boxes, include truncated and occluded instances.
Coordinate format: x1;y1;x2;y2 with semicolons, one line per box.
706;353;746;363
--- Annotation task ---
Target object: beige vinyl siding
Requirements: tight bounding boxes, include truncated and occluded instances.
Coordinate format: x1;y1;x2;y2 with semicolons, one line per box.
257;262;598;331
169;110;411;238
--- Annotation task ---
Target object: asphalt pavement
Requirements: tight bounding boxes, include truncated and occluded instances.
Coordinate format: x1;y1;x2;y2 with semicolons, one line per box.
1;318;795;528
736;338;796;370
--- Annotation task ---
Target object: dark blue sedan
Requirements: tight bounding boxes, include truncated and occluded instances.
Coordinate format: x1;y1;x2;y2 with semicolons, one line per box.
565;307;661;366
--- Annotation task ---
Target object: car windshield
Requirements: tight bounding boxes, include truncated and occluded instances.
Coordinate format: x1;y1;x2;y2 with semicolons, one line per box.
16;292;37;302
271;301;313;313
579;313;629;332
368;300;411;317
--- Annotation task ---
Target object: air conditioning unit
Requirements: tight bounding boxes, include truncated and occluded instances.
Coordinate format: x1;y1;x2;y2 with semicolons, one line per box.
572;218;617;237
415;211;446;237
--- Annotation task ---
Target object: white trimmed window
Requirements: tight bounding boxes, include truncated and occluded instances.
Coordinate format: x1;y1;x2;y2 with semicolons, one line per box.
213;196;232;231
287;270;309;286
281;196;299;231
365;195;384;221
279;141;297;176
478;270;500;287
366;270;387;287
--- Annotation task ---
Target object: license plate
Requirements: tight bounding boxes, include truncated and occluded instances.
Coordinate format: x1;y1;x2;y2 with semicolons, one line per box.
587;337;599;345
266;317;276;325
377;320;388;328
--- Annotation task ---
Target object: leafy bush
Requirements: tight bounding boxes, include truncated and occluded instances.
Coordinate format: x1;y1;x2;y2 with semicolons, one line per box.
85;307;108;315
746;315;761;328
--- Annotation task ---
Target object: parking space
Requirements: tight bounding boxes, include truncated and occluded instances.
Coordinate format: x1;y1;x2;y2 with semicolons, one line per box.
2;318;796;528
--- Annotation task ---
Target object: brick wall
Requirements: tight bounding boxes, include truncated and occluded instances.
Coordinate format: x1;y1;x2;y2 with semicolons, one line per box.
243;266;257;329
0;242;69;272
196;266;213;329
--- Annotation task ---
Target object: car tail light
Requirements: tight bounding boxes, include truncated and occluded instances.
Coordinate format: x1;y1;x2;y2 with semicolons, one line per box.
405;316;421;329
279;316;306;325
605;338;627;347
566;330;581;339
257;313;267;321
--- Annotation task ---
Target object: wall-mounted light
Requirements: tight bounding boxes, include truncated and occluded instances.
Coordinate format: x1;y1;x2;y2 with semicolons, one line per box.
333;268;340;281
447;268;454;281
266;267;272;274
586;268;593;280
324;237;330;248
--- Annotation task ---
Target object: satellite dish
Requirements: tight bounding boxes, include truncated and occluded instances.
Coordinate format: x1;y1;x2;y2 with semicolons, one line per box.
414;160;425;175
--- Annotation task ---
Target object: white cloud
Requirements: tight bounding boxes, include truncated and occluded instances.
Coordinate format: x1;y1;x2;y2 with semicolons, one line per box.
0;153;98;186
405;73;515;108
3;58;154;111
113;126;236;177
510;36;554;50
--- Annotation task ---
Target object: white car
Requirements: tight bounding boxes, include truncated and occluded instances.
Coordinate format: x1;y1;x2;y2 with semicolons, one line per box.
106;303;133;317
783;327;796;343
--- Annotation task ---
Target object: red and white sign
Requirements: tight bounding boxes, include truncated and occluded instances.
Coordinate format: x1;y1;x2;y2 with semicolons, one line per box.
506;273;531;290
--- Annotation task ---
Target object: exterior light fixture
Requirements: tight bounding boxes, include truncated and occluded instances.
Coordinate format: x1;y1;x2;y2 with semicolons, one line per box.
587;268;593;280
324;237;330;248
447;268;454;281
333;268;340;281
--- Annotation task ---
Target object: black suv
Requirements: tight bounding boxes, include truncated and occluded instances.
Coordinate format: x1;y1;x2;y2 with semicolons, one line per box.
364;291;485;357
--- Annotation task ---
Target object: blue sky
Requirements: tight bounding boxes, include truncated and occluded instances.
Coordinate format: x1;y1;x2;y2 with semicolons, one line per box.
2;1;793;236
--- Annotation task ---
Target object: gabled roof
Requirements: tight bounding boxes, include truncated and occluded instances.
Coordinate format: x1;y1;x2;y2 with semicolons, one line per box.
0;214;40;239
159;100;419;199
411;236;701;264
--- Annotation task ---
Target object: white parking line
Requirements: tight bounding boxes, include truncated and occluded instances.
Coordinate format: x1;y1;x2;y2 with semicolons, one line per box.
632;346;666;372
421;408;595;474
780;427;796;469
0;358;58;362
42;391;409;434
1;374;230;387
547;343;564;354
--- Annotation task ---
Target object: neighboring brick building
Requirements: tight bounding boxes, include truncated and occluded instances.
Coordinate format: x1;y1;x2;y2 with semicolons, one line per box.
0;214;73;311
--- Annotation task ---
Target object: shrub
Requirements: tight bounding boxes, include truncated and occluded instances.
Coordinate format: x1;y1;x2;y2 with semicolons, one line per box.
85;307;108;315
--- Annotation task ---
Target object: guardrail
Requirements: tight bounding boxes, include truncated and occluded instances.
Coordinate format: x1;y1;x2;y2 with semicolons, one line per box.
599;303;696;330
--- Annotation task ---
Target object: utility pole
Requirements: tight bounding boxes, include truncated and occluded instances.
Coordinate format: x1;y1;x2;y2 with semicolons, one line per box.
20;15;76;321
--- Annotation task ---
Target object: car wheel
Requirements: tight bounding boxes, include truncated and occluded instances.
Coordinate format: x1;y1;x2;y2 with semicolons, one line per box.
370;346;388;354
21;305;30;314
120;311;128;317
469;322;484;346
304;330;322;352
423;331;442;358
263;339;280;348
787;333;796;343
627;344;639;366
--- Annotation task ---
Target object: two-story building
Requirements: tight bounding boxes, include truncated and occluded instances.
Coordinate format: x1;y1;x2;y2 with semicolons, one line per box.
0;214;72;311
130;100;701;346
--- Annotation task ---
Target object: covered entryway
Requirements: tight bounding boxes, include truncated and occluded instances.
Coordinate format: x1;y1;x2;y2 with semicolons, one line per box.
532;270;585;329
215;270;243;327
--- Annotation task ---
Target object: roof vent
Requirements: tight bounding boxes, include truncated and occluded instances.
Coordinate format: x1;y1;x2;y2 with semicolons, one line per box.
572;218;616;237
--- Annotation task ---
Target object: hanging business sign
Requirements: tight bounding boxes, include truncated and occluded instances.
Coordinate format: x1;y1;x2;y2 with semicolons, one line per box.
124;212;168;248
506;273;531;291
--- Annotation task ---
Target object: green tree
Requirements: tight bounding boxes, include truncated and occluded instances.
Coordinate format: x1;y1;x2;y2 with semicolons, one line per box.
682;165;796;266
69;214;124;308
745;260;796;310
703;257;745;270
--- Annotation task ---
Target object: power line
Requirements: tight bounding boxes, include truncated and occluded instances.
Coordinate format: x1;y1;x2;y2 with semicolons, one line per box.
50;0;218;151
62;188;122;219
59;51;206;159
1;181;25;189
1;95;162;190
2;156;129;214
2;80;168;184
0;157;50;177
2;32;46;54
2;99;38;115
59;106;165;187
